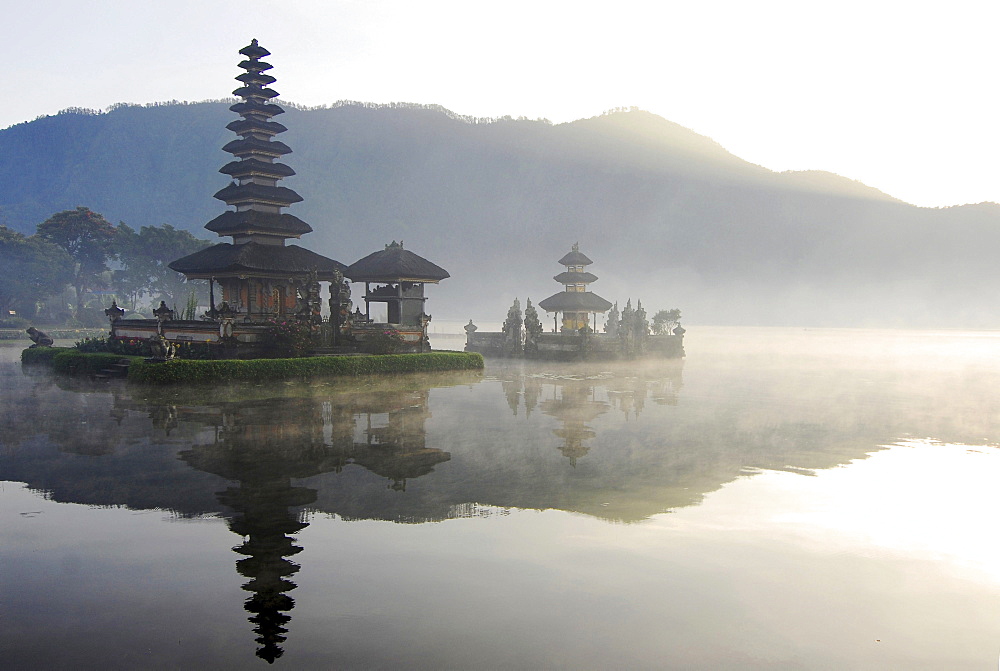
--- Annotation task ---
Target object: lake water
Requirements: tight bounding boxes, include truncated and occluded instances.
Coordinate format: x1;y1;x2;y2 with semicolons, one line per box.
2;328;999;669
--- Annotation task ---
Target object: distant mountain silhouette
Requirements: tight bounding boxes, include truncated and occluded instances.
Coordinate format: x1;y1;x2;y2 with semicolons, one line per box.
3;101;999;327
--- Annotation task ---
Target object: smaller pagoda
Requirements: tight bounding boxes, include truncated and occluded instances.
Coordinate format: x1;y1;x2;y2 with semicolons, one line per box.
538;243;612;332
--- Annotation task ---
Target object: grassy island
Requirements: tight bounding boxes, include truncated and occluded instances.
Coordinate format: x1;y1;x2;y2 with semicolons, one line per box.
21;347;484;384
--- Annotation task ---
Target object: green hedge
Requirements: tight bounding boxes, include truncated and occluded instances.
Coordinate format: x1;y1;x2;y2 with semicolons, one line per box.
20;346;71;364
129;351;484;384
21;348;142;375
52;351;143;375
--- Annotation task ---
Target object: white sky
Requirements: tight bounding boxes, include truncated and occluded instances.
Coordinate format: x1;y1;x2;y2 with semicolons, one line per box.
4;0;998;207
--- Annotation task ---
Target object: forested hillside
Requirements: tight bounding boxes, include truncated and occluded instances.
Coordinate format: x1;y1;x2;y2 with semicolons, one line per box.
3;102;999;327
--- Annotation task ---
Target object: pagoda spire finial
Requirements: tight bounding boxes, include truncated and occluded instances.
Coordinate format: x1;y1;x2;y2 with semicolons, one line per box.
203;40;311;244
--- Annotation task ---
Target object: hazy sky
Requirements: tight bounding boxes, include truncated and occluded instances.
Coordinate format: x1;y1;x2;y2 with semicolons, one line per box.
5;0;997;207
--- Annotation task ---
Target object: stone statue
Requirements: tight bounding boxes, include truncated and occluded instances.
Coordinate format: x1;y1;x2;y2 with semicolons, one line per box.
419;313;433;352
293;280;308;315
303;270;322;324
605;302;619;338
147;334;177;361
26;327;53;348
217;301;236;318
464;320;478;349
328;270;353;331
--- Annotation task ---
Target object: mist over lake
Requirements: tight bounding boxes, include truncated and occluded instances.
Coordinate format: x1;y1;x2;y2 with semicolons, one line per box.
3;327;998;668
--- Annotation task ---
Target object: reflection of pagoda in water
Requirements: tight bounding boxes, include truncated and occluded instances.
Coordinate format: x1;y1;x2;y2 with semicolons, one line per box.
179;399;332;663
351;390;443;490
540;382;609;466
173;390;449;662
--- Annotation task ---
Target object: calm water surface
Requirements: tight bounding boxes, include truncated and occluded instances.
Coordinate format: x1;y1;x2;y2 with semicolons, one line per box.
1;328;999;669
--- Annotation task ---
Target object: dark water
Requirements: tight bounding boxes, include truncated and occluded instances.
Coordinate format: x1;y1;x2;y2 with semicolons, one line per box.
2;328;999;669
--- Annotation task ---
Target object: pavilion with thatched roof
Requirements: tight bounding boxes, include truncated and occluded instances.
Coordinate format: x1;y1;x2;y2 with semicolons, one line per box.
346;241;449;327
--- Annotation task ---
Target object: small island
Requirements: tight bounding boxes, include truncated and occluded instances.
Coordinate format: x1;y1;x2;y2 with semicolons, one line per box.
465;243;684;360
23;40;482;382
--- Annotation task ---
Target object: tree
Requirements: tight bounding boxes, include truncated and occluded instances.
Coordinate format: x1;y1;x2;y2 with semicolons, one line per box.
651;308;682;335
112;223;212;313
36;207;117;318
0;226;74;320
111;223;150;312
137;224;211;309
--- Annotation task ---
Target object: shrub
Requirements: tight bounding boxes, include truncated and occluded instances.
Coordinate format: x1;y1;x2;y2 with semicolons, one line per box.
21;346;70;364
172;341;221;360
75;336;152;356
51;351;142;375
109;337;153;357
47;328;106;340
261;319;313;358
364;328;405;354
75;336;110;352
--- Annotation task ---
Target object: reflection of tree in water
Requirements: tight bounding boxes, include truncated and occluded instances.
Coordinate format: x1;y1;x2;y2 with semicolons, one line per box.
500;362;684;465
523;375;541;416
3;375;128;456
176;390;449;662
502;376;522;416
604;365;683;417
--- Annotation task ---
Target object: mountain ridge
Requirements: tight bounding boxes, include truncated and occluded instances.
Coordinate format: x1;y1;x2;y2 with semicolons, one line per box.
2;102;998;327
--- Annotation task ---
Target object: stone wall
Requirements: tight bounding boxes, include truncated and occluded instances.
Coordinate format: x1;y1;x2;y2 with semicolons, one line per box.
466;330;683;360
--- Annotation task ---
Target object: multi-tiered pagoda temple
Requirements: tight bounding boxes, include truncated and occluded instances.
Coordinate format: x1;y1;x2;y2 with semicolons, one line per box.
169;39;345;321
108;39;452;354
538;243;612;332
